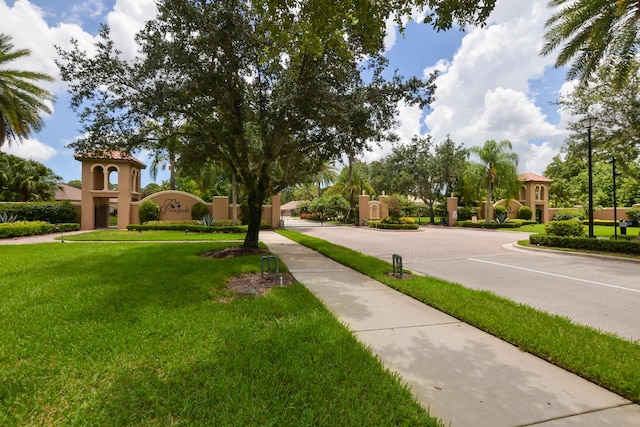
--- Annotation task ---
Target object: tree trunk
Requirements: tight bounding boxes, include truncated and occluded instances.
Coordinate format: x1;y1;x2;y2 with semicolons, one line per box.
485;183;492;220
243;194;263;248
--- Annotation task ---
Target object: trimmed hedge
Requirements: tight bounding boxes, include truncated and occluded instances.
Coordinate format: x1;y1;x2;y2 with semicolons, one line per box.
518;206;533;220
127;222;271;233
138;199;160;223
0;221;80;239
368;221;420;230
529;234;640;255
0;202;78;223
456;220;537;229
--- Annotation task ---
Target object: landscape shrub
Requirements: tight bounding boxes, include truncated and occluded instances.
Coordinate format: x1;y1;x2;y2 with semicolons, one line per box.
544;220;585;237
553;209;585;221
626;208;640;224
0;202;78;223
494;205;508;223
0;221;79;239
457;220;517;229
191;201;209;220
457;206;478;221
518;206;533;220
368;219;419;230
127;221;270;233
530;234;640;255
138;199;160;223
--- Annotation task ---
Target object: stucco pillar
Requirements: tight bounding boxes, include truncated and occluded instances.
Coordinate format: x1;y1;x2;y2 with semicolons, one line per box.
271;194;281;229
358;193;370;226
211;196;229;220
447;197;458;226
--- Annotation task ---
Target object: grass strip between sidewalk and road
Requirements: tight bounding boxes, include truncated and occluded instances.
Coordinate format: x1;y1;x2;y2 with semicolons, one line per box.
277;229;640;404
0;242;441;426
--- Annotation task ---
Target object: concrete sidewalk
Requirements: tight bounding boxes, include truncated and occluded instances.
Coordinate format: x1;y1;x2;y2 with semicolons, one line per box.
260;231;640;427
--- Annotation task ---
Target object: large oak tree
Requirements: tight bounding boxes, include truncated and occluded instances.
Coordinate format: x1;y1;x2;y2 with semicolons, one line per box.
58;0;495;247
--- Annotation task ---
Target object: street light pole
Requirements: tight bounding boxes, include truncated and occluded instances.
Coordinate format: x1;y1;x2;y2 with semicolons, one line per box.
611;157;621;238
580;116;597;238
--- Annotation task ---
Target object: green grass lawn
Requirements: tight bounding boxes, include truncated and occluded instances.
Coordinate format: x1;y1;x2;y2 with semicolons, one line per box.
277;229;640;405
62;229;247;241
0;243;439;426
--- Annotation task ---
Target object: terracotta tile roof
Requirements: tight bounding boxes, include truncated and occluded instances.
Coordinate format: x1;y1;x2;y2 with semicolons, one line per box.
55;183;82;201
519;172;553;183
74;150;146;168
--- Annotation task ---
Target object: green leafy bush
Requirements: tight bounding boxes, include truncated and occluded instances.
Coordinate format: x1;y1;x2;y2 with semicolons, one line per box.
191;201;209;220
626;208;640;224
127;221;270;233
0;221;79;239
553;209;585;221
530;234;640;255
368;220;419;230
138;199;160;223
518;206;533;220
457;206;478;221
544;220;585;237
0;202;78;223
457;220;517;229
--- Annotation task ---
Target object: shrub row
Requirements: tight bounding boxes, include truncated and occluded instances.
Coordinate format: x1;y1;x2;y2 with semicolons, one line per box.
368;221;420;230
0;202;78;223
529;234;640;255
0;221;80;239
126;222;271;233
457;220;537;229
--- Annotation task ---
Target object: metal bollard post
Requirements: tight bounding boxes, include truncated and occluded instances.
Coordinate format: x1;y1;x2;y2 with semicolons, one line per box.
260;255;280;279
392;254;403;278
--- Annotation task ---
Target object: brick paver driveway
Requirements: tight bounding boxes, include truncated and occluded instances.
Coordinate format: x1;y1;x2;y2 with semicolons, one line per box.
290;224;522;263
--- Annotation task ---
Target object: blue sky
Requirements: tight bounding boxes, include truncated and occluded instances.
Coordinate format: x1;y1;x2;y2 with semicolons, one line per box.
1;0;576;187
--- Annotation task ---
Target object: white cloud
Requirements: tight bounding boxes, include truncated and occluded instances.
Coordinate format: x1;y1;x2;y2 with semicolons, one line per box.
1;139;58;162
106;0;157;60
422;0;567;174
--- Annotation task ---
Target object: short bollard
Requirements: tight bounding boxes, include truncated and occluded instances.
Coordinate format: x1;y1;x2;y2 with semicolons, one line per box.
392;254;403;278
260;255;280;280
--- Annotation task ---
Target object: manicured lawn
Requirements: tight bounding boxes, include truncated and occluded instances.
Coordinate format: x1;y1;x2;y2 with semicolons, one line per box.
509;223;640;237
0;243;439;426
62;229;246;241
277;229;640;405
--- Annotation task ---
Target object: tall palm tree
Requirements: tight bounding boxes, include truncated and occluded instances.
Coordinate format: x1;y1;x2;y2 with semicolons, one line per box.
542;0;640;88
0;34;54;146
469;140;519;220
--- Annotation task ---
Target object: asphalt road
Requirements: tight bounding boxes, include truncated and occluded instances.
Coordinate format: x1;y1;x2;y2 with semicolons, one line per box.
288;224;640;342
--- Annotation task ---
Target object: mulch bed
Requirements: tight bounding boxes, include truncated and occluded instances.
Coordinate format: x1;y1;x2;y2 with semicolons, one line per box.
201;245;297;299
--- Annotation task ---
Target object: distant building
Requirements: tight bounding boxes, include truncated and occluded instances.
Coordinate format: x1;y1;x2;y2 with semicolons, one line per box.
54;183;82;203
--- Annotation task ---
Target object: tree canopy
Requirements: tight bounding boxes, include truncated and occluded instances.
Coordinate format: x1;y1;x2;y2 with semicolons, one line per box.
57;0;497;246
0;33;54;147
0;152;61;202
467;139;519;220
542;0;640;88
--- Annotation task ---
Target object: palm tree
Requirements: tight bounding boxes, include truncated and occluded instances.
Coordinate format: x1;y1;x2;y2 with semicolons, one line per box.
0;34;54;146
541;0;640;88
325;160;375;219
8;157;61;201
469;140;519;220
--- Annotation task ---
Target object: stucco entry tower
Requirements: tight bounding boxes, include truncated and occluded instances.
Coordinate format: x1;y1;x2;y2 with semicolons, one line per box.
75;151;146;230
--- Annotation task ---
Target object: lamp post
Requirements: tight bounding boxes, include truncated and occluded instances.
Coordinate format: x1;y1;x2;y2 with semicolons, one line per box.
611;157;621;238
580;116;597;238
